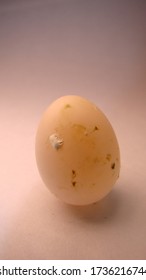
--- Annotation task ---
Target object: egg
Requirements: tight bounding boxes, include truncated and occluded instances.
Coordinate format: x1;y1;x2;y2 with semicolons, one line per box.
35;95;120;205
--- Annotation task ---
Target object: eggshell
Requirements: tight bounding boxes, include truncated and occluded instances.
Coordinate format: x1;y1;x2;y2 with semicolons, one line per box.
35;95;120;205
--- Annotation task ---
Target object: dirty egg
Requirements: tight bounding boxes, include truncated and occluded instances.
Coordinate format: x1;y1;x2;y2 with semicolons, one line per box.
35;95;120;205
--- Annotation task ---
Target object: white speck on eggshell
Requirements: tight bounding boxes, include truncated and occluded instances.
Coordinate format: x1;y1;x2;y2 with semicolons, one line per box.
49;133;64;150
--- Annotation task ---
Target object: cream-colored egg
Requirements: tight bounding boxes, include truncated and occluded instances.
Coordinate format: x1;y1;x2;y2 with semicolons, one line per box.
35;95;120;205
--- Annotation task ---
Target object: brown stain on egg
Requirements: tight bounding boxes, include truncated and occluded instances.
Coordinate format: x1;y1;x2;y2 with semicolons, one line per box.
111;162;116;169
72;123;88;141
72;181;76;187
72;169;76;178
71;170;77;187
72;124;86;134
93;126;99;131
106;153;111;161
64;104;72;109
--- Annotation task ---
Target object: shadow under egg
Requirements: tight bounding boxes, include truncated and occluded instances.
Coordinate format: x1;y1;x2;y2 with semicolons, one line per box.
58;187;123;224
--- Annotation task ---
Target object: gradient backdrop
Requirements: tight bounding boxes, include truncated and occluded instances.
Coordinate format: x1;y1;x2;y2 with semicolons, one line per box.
0;0;146;259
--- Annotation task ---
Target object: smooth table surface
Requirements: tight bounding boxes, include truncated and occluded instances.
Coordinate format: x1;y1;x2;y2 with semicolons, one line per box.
0;0;146;259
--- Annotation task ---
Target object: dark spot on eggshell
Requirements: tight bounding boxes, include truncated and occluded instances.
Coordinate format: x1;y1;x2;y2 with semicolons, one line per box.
64;104;71;109
94;126;99;131
72;181;76;187
72;170;77;179
72;169;76;176
111;162;115;169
